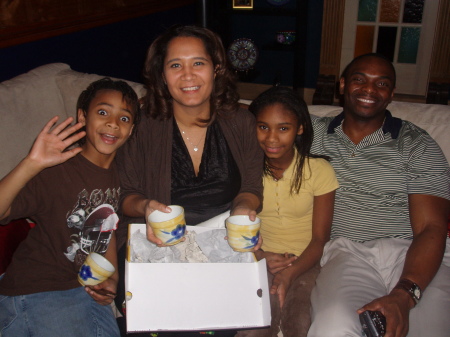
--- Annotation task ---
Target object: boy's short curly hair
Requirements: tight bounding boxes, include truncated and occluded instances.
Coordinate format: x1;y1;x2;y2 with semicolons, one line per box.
77;77;141;127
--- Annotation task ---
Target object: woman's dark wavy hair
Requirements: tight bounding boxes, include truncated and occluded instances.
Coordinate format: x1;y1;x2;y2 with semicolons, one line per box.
76;77;141;144
142;24;239;121
249;86;328;194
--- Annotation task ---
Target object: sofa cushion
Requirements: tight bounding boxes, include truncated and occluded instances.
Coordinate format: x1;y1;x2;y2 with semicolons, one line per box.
308;103;450;163
387;101;450;163
0;63;71;179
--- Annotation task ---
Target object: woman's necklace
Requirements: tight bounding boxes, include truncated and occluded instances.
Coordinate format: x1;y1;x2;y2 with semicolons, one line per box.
177;124;206;152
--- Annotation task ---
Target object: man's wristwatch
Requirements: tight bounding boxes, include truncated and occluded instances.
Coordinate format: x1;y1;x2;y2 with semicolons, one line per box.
394;278;422;305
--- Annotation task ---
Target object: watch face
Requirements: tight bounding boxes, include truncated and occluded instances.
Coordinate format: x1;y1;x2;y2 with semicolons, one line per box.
396;279;422;304
414;288;421;299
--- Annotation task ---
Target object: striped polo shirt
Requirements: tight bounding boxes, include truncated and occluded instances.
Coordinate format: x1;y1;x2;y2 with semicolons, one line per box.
311;111;450;242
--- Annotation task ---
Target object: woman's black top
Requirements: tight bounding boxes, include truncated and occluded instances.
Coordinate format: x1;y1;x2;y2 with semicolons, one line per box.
171;120;241;225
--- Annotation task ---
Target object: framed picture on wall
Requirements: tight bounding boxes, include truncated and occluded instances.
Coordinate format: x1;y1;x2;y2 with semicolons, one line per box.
233;0;253;10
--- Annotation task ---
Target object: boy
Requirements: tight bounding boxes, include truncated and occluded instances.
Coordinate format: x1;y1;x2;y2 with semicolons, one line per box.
0;78;140;337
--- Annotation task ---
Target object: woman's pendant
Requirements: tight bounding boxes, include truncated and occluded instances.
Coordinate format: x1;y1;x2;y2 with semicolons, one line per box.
193;146;199;152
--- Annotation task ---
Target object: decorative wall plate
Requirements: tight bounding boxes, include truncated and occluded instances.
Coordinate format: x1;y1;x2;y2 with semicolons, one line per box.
267;0;291;5
227;38;259;71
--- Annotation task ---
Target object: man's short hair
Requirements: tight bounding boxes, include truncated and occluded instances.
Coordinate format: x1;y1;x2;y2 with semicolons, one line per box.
341;53;396;87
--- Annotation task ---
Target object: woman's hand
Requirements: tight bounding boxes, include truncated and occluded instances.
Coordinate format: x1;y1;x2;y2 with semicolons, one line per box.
231;205;257;222
85;278;117;306
251;234;263;252
230;192;260;251
231;192;260;222
144;201;186;246
265;252;297;275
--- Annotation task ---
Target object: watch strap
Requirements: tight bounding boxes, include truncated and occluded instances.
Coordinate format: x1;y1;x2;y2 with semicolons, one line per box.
394;278;421;305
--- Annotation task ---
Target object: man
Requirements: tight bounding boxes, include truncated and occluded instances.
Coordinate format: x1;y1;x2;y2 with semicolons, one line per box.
308;53;450;337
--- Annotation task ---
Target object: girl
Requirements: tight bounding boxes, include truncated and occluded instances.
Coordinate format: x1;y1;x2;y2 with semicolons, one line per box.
237;86;339;337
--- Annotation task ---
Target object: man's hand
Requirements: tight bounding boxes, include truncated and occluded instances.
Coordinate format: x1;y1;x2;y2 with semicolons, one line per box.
357;288;415;337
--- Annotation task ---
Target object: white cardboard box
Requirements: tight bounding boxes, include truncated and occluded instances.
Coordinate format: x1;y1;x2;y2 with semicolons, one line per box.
125;223;271;333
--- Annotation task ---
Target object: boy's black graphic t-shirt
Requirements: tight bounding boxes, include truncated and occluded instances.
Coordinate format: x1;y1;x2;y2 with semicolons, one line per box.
0;154;120;296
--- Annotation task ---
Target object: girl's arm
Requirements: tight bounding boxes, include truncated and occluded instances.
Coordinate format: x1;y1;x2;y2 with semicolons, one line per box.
288;190;334;276
0;117;84;220
271;190;335;307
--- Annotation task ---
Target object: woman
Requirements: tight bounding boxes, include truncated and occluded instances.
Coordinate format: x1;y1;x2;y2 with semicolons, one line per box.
114;25;264;335
236;87;338;337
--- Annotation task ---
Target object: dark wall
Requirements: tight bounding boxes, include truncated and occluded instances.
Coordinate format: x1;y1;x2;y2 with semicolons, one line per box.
1;1;323;89
304;0;323;89
207;0;323;89
0;4;197;83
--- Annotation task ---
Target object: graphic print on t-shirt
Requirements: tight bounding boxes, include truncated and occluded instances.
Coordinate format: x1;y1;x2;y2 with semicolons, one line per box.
64;188;119;266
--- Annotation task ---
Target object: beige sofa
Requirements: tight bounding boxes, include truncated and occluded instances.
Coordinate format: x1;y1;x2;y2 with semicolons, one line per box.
1;63;449;181
1;63;449;335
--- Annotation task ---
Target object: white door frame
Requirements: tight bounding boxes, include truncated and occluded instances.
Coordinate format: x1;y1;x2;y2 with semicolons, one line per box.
340;0;440;95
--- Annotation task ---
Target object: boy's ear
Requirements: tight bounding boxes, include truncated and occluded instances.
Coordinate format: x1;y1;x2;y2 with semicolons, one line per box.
77;108;86;126
128;124;134;137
